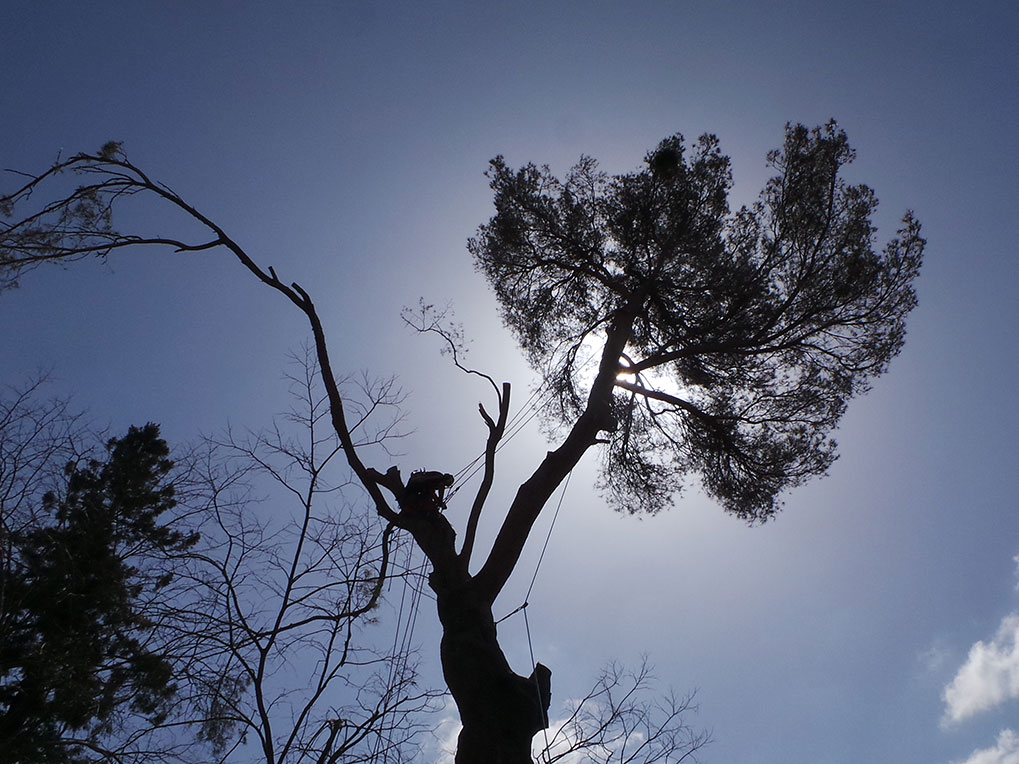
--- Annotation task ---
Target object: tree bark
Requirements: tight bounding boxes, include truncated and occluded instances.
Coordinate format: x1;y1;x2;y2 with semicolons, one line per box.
432;578;550;764
388;495;550;762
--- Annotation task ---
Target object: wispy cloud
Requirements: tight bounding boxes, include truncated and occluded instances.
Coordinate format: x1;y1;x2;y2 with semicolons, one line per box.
943;614;1019;726
951;729;1019;764
920;641;951;675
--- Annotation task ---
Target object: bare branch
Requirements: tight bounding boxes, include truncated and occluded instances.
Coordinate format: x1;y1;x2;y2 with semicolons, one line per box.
542;659;710;764
401;300;501;396
459;381;511;570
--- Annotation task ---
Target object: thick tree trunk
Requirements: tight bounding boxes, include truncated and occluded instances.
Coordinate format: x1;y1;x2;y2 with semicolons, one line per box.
432;581;551;764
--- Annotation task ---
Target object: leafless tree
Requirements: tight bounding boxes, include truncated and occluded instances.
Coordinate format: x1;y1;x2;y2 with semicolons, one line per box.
160;351;442;763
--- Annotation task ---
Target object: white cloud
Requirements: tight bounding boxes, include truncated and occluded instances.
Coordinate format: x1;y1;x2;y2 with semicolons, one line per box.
426;710;585;764
943;613;1019;725
426;702;647;764
952;729;1019;764
421;697;460;764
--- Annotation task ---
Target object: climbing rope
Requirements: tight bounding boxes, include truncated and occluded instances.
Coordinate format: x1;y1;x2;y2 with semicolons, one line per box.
371;534;429;762
496;467;572;626
446;380;555;502
525;470;570;603
524;605;552;760
494;468;573;763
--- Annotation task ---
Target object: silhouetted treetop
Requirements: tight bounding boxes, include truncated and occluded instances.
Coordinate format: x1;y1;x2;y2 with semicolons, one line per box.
470;122;924;519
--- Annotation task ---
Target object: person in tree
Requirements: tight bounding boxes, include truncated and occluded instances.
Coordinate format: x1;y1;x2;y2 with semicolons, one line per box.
405;470;455;512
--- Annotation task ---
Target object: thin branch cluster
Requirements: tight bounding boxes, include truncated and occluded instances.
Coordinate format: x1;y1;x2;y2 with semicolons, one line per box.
541;659;709;764
160;354;439;764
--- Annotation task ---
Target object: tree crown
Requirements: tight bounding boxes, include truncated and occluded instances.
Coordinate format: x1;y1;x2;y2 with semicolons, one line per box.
470;122;924;519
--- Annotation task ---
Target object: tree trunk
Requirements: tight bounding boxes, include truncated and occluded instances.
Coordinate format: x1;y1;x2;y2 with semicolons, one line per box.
433;580;551;764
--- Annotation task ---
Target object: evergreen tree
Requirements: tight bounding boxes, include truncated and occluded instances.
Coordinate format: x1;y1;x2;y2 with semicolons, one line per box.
0;424;197;764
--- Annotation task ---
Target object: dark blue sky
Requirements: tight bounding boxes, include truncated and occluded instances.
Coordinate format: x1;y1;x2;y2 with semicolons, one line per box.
3;2;1018;762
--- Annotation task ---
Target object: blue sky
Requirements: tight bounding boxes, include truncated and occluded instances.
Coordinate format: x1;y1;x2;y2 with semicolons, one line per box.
3;2;1018;762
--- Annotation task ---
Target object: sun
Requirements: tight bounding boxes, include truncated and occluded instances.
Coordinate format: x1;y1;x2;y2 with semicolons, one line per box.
570;333;697;408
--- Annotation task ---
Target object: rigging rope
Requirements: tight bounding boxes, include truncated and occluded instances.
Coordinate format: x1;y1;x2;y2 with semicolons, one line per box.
446;381;556;502
371;533;428;763
496;467;572;626
524;605;552;761
370;379;556;759
495;469;573;762
447;340;601;502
